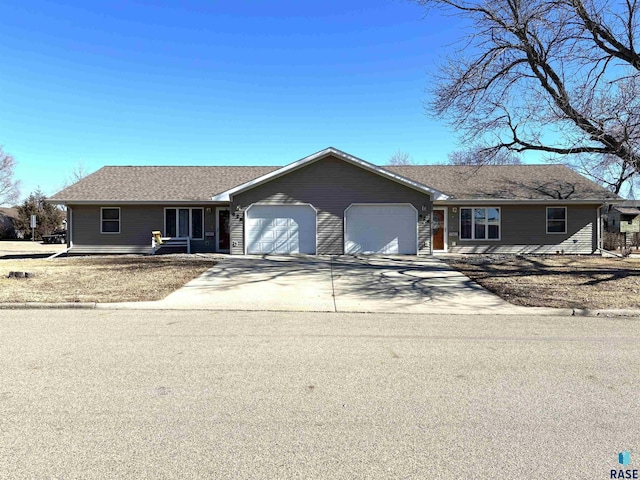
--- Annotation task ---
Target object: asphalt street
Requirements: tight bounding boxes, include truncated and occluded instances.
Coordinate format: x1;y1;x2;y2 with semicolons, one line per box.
0;310;639;479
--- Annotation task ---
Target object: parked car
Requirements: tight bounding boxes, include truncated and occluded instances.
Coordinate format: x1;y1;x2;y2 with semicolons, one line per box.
42;229;67;244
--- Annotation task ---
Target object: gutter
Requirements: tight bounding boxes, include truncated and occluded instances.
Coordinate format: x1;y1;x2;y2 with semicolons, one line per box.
433;199;622;205
46;200;230;206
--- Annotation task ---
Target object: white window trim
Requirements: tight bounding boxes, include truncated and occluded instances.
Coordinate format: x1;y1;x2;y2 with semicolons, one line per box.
459;207;501;241
100;207;121;234
164;207;205;240
546;207;568;234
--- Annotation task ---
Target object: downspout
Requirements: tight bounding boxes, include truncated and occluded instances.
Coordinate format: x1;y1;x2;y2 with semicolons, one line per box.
67;205;74;250
597;205;602;251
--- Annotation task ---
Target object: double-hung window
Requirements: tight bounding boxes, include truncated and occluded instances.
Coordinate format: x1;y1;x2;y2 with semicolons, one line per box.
101;207;120;234
164;208;204;239
460;207;500;240
546;207;567;234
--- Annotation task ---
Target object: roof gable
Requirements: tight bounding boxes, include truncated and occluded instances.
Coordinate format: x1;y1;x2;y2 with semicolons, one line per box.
211;147;448;201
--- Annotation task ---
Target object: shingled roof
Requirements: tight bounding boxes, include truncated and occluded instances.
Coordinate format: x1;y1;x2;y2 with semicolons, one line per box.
386;164;618;201
49;162;617;203
49;166;279;202
614;205;640;215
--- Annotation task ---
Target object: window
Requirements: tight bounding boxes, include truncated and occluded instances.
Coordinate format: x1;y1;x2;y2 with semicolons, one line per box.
192;209;203;239
101;207;120;234
546;207;567;234
164;208;203;239
460;207;500;240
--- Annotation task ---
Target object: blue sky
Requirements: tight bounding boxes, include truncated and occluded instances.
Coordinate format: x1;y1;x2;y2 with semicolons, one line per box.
1;0;467;202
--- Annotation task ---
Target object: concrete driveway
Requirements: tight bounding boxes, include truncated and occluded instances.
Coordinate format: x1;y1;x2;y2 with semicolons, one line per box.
160;255;518;314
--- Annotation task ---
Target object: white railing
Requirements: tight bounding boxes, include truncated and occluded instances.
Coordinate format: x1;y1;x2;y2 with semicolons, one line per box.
151;236;191;254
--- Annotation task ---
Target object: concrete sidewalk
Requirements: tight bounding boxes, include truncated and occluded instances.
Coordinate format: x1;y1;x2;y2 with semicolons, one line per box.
149;255;527;314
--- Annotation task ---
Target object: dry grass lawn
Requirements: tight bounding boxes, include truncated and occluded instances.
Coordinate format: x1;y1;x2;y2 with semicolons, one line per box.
0;255;216;303
442;255;640;309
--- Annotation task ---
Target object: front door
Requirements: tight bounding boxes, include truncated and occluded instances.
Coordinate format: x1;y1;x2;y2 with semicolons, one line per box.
433;209;446;251
217;208;230;252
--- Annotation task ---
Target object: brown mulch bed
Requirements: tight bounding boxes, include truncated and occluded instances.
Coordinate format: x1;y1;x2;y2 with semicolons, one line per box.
442;255;640;309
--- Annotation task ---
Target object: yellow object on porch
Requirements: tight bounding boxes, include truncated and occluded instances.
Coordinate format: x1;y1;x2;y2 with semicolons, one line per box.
152;231;163;244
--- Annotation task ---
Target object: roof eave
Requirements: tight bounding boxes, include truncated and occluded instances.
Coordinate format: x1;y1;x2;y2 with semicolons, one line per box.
46;199;231;205
434;198;620;205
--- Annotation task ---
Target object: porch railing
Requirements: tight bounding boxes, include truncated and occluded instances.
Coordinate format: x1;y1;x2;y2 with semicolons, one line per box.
151;235;191;255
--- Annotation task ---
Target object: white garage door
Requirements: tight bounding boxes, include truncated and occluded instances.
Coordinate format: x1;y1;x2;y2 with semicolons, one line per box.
345;204;418;254
246;204;316;254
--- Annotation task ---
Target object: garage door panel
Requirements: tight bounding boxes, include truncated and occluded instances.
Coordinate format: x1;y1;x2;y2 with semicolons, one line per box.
345;204;417;255
246;205;316;254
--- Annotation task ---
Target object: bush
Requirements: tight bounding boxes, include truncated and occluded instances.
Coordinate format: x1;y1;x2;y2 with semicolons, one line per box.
603;232;625;250
603;231;640;256
0;226;17;239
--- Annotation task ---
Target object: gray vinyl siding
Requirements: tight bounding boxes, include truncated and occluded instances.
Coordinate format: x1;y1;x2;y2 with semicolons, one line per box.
68;204;217;254
231;155;433;255
447;205;599;254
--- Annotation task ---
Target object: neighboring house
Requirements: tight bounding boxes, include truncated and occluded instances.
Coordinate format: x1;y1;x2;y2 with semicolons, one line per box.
47;147;619;255
0;207;20;239
605;201;640;234
605;201;640;247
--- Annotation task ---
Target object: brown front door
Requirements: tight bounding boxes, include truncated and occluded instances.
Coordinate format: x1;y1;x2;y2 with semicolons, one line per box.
217;209;230;252
433;209;445;250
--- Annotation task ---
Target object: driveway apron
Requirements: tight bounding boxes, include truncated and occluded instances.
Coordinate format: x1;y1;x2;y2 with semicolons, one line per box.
331;255;512;313
160;255;514;313
161;256;335;311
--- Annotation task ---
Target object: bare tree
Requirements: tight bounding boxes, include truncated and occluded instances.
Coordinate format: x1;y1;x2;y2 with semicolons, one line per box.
0;146;20;206
388;150;416;165
448;144;523;165
63;161;91;188
565;153;639;196
416;0;640;191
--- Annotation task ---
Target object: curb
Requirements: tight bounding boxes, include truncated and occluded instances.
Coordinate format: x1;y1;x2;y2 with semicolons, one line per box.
0;302;97;310
571;308;640;318
0;303;637;317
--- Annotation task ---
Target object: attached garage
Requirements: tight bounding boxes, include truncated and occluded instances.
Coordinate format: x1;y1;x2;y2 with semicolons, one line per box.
245;204;316;254
345;204;418;254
